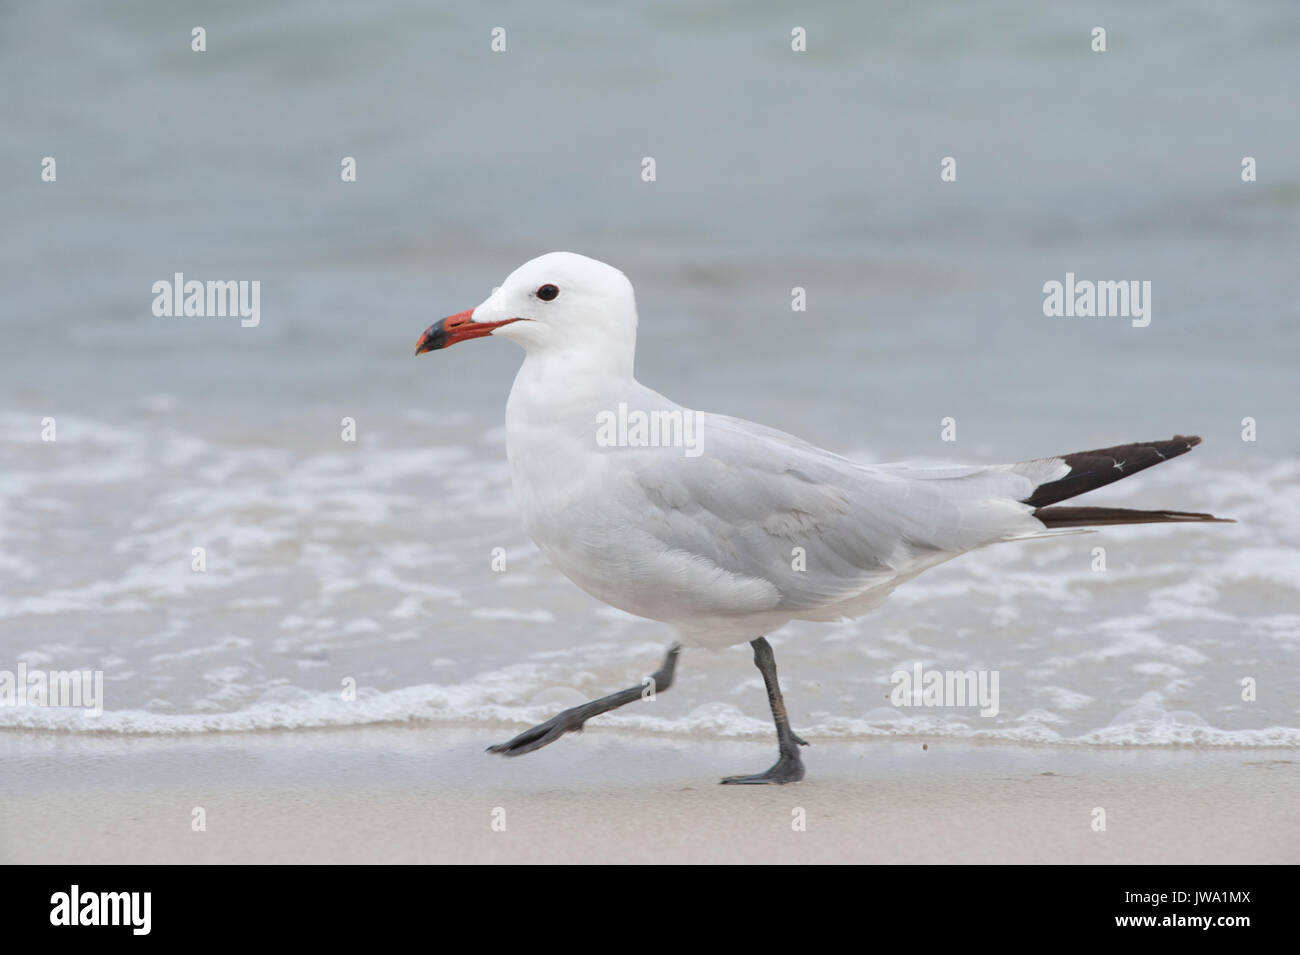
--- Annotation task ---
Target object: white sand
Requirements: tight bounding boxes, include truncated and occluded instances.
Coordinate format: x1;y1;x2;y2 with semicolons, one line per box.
0;728;1295;864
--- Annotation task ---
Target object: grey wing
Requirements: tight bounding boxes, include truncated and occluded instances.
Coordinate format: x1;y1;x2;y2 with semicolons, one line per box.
611;412;1048;613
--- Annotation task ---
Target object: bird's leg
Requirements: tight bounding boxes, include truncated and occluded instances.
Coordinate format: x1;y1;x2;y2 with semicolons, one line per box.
487;643;682;757
721;636;808;785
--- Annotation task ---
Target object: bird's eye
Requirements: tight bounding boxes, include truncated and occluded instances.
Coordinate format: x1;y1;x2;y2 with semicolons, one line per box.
536;284;559;301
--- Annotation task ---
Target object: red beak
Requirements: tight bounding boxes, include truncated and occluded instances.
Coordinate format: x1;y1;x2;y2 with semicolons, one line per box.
415;310;521;355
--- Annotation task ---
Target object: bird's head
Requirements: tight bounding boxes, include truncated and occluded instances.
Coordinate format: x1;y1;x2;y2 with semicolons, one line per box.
415;252;638;370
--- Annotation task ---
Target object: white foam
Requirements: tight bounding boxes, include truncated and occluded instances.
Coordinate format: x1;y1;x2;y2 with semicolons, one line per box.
1;679;1296;747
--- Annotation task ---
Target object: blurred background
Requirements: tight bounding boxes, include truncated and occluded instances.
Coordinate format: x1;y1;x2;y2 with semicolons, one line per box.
1;1;1296;743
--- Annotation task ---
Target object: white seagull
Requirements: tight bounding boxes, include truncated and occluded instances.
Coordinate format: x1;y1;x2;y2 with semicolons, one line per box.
416;252;1230;784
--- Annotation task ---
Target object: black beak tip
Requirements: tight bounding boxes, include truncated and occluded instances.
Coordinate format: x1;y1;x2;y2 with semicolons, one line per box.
414;323;446;356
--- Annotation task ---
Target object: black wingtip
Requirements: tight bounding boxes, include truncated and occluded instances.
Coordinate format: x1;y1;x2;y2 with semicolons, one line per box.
1023;434;1207;508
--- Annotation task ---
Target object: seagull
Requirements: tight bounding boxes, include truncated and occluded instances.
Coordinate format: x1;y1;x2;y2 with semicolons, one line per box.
415;252;1231;784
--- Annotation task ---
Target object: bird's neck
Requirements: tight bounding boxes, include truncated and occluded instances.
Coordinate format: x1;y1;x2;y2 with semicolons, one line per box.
505;342;653;461
516;335;636;394
510;347;630;413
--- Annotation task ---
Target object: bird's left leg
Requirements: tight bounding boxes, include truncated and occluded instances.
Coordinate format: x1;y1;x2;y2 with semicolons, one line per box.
721;636;808;784
487;643;681;757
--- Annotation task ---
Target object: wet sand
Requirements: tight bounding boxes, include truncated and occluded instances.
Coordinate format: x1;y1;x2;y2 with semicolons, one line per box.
0;728;1294;864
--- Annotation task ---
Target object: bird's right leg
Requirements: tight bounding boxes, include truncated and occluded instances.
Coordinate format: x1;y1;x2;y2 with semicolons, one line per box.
487;643;681;757
720;636;808;784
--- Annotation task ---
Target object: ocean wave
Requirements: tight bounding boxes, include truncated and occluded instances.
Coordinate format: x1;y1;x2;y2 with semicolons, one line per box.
2;686;1296;747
